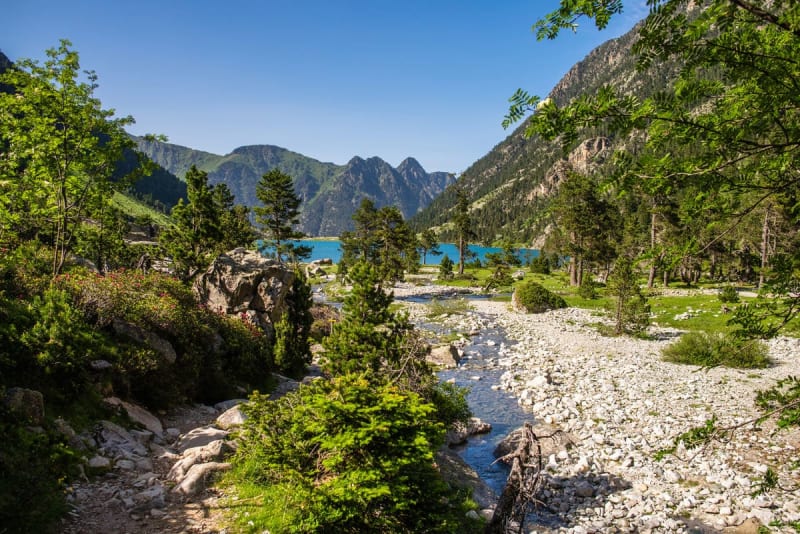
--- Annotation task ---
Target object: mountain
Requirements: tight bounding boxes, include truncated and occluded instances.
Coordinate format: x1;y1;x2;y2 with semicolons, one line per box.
410;19;678;246
135;138;454;236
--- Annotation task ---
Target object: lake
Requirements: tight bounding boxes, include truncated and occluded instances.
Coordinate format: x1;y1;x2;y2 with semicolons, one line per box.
261;239;539;265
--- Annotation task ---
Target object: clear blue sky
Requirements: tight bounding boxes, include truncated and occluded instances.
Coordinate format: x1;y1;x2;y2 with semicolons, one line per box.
4;1;648;173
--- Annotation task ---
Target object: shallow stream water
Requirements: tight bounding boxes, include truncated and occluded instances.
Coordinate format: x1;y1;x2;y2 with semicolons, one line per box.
400;296;534;496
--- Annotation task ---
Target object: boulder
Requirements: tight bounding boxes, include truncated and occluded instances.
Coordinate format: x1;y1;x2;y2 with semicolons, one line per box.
192;248;295;329
3;387;45;425
104;397;164;437
446;417;492;447
216;404;247;429
96;420;149;458
168;439;235;481
111;319;177;364
427;344;461;368
175;426;229;453
171;462;231;497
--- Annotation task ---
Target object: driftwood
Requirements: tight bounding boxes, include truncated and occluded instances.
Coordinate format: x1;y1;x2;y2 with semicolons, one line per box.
486;422;567;533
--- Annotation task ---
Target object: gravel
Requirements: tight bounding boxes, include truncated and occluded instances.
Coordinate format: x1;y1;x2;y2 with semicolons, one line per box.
403;298;800;533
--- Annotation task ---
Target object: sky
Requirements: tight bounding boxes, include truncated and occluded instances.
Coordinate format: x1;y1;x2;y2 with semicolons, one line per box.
4;1;649;173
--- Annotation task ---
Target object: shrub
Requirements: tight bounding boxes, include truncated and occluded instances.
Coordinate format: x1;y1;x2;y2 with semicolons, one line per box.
439;255;454;280
578;276;598;299
718;285;740;304
607;257;650;335
232;374;461;532
427;298;472;318
513;280;567;313
661;332;771;368
529;255;551;275
0;404;78;533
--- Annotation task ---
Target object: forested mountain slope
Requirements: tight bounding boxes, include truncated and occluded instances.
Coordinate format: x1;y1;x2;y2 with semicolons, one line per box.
411;19;677;246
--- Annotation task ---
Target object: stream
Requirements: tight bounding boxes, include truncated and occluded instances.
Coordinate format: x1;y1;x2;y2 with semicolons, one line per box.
399;295;534;496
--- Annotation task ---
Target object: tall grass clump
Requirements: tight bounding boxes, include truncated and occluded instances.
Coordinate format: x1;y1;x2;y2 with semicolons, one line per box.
661;331;770;368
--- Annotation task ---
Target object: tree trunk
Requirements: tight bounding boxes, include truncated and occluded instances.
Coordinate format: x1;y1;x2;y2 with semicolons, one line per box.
647;211;658;289
759;205;771;289
458;236;465;275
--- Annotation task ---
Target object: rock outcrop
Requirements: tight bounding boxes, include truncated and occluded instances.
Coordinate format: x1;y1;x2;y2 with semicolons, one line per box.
192;248;296;332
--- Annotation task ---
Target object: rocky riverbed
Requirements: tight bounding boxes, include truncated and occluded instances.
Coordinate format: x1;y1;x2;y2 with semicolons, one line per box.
403;297;800;533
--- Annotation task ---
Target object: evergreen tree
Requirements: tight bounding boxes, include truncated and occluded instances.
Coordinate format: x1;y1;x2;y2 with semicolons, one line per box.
607;256;650;336
160;166;222;281
254;169;304;265
272;270;313;377
453;187;473;275
323;261;413;376
212;183;257;252
417;228;441;265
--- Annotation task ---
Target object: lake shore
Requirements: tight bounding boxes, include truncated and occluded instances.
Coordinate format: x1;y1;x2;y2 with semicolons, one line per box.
400;291;800;533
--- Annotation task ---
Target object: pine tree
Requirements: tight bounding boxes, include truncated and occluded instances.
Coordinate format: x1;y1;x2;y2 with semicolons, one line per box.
254;169;304;264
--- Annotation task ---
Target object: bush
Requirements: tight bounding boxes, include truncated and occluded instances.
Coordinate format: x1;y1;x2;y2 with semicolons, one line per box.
231;374;463;533
718;285;740;304
661;332;771;368
529;255;551;275
578;277;598;299
439;255;454;280
0;405;78;533
513;280;567;313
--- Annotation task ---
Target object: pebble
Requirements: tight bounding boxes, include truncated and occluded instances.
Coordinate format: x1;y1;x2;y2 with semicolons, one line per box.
402;298;800;533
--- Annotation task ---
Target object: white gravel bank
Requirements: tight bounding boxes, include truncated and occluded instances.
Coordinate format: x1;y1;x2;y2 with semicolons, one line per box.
406;297;800;533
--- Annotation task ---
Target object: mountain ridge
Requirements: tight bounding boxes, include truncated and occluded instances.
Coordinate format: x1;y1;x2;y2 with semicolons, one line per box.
135;137;454;236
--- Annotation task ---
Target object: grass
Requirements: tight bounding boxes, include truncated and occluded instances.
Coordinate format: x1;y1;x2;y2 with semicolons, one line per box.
112;192;171;228
427;298;472;318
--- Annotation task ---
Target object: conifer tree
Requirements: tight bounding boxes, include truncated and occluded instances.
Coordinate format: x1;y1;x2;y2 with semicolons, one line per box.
254;169;304;264
160;166;222;281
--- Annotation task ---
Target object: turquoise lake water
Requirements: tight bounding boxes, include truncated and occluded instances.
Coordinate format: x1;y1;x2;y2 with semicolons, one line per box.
263;240;539;265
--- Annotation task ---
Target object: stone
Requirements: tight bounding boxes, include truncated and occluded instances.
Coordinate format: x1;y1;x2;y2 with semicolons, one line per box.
171;462;231;497
96;420;148;457
175;426;229;453
168;439;235;481
216;404;247;429
213;399;247;412
90;359;113;371
428;344;461;368
527;375;549;388
3;387;44;424
192;248;296;329
575;481;594;498
87;455;112;473
111;319;176;364
105;397;164;437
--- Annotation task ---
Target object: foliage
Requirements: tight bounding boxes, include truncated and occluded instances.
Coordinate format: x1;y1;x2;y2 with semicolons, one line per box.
340;199;419;282
606;257;650;335
54;269;273;407
514;280;567;314
324;261;412;376
578;276;598;300
529;255;551;275
439;254;454;280
272;270;313;378
717;285;740;304
654;416;719;461
254;169;306;264
661;332;770;369
159;166;222;281
453;187;474;275
232;374;464;533
426;298;472;318
0;40;145;276
0;404;79;533
418;228;442;264
484;264;514;290
755;377;800;429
